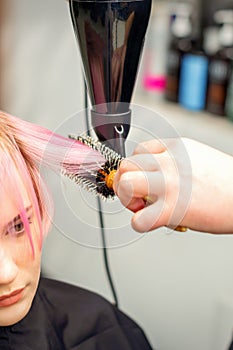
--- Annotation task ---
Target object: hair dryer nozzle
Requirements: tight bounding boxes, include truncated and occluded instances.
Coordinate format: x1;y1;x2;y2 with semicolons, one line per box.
91;104;131;156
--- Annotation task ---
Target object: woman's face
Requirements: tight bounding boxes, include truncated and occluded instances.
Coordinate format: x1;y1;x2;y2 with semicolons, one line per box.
0;183;41;326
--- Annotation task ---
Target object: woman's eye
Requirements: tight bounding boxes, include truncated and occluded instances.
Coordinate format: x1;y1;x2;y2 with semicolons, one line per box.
7;220;25;236
14;221;25;234
6;217;32;237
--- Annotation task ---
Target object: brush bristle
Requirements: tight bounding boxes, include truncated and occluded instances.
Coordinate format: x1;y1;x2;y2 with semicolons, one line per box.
64;134;123;199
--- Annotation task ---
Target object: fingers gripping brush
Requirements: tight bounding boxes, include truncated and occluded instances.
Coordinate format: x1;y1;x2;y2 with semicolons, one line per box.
65;134;187;232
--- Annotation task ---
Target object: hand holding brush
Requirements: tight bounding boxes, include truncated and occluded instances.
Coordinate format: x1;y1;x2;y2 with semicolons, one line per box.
66;135;187;233
113;138;233;235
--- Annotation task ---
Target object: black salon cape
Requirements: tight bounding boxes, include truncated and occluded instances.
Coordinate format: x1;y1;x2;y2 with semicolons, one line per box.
0;278;153;350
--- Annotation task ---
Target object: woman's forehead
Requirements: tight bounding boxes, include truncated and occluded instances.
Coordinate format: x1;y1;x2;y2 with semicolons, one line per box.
0;174;31;223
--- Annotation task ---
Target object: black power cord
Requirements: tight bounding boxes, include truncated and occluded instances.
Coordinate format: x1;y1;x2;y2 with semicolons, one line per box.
83;80;119;308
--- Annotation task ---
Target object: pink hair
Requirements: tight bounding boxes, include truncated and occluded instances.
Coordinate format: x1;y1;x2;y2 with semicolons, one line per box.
0;111;105;254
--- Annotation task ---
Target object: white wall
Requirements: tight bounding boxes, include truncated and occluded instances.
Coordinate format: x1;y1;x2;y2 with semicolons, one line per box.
1;1;233;350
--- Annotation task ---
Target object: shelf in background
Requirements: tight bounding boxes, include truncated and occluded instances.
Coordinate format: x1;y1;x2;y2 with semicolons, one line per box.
134;93;233;155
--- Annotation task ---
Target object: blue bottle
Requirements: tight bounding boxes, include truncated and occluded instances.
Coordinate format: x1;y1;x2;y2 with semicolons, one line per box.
178;53;209;111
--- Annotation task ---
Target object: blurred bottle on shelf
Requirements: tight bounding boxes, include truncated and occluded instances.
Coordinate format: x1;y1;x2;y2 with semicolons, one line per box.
140;1;171;101
178;51;209;111
205;9;233;116
225;63;233;121
164;2;194;103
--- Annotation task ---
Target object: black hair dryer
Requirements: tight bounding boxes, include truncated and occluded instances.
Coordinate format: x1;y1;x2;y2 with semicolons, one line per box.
68;0;151;156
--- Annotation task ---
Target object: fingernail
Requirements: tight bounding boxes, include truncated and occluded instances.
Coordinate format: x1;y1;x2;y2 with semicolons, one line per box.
119;159;128;170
